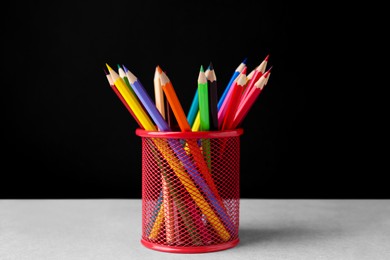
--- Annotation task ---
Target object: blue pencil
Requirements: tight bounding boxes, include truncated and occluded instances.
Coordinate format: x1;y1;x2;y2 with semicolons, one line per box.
145;190;163;235
187;89;199;126
217;58;247;110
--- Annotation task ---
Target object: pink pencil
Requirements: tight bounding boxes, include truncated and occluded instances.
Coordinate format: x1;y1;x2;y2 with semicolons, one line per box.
232;68;272;129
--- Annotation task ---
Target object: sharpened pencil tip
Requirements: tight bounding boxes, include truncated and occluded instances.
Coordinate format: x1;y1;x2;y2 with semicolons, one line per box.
200;65;204;72
105;63;113;71
264;66;273;77
242;57;248;64
117;64;122;71
156;65;162;74
103;68;108;75
122;64;128;73
209;62;214;70
265;54;270;61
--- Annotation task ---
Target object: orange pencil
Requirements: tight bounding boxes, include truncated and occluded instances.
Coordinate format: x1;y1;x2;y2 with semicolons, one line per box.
157;66;191;132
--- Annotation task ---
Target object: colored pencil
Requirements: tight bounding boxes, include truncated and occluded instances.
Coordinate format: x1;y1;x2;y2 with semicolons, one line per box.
153;66;165;120
187;87;199;127
198;65;210;131
207;62;219;130
221;73;247;130
197;65;212;169
191;112;201;131
145;190;164;236
217;67;247;129
157;66;191;132
151;66;175;243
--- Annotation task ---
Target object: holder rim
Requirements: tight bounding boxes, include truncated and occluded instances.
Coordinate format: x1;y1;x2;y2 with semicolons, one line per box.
135;128;244;139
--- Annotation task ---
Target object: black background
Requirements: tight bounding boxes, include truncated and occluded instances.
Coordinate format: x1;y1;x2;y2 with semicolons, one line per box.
1;1;385;199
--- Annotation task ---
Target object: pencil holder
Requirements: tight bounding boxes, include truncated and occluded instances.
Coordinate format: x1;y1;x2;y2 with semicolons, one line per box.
136;128;243;253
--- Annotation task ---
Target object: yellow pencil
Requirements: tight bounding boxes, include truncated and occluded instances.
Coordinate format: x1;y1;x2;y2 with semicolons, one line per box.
148;203;165;239
191;111;201;131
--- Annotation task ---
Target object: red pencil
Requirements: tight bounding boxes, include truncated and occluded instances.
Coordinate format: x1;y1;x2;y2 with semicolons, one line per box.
217;66;247;129
103;68;143;128
221;73;247;130
232;68;272;128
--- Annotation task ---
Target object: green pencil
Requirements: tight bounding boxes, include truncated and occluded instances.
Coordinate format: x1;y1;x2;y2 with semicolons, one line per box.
198;65;212;169
117;64;137;97
197;65;210;131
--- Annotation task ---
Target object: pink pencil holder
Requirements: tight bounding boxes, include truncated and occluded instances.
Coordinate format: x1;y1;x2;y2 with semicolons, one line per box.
136;128;243;253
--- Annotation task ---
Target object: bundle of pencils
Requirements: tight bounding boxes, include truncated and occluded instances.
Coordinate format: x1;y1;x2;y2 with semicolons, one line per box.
104;57;272;244
104;55;271;133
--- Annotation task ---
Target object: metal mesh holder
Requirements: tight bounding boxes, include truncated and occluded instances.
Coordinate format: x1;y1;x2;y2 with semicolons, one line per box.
136;128;243;253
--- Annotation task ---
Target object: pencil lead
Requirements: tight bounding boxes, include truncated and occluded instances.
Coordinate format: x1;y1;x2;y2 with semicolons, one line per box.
264;68;272;86
122;64;129;73
209;62;214;70
103;68;109;75
117;64;122;71
265;66;273;76
198;66;207;83
156;65;162;74
106;63;113;71
265;54;270;61
242;57;248;64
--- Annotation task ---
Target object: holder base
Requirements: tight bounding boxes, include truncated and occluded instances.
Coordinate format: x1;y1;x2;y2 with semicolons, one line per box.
140;238;240;254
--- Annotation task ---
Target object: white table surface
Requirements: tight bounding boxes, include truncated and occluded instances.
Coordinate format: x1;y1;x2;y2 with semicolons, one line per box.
1;199;389;260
